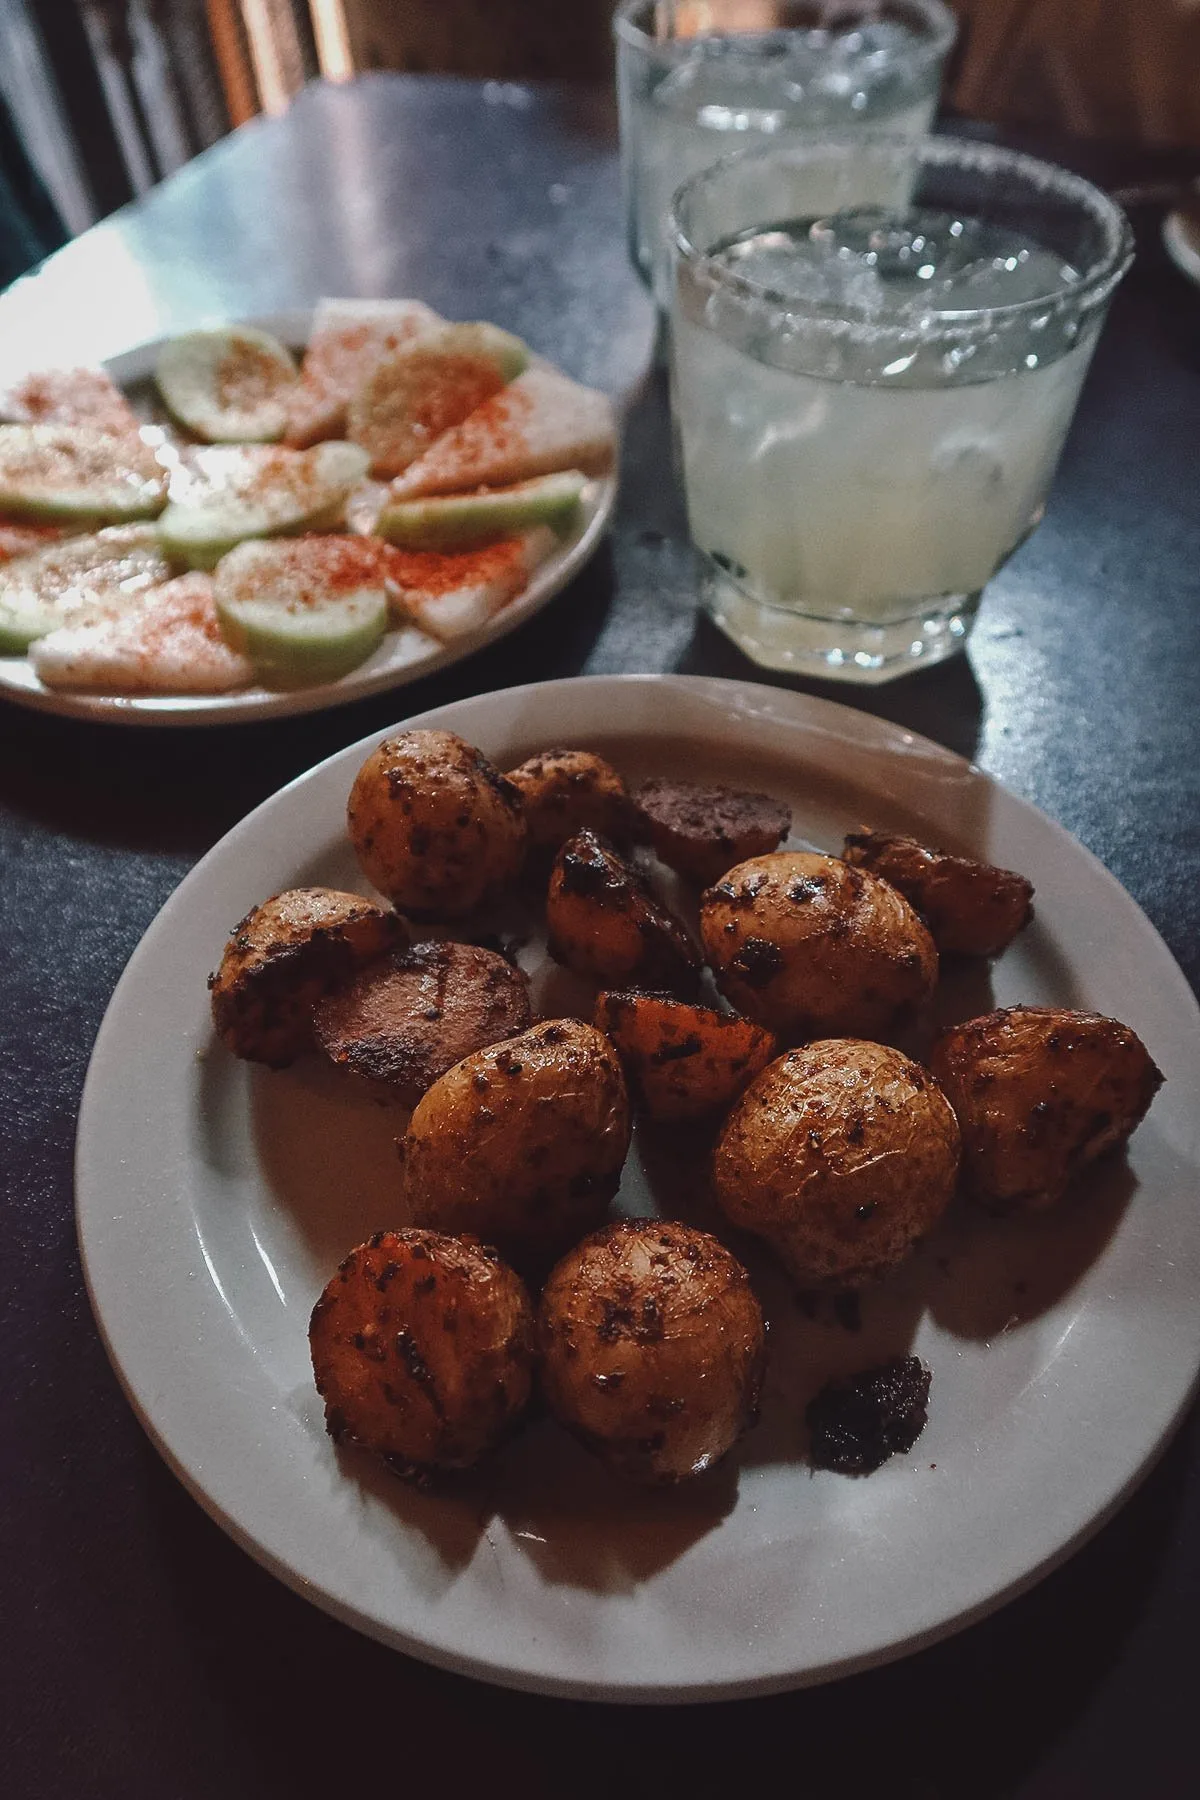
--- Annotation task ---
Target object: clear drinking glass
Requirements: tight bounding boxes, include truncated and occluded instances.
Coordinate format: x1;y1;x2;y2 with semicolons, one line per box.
614;0;957;301
668;135;1134;682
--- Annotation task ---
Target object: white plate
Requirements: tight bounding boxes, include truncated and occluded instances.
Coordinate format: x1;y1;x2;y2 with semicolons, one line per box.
1164;208;1200;288
76;674;1200;1701
0;313;616;726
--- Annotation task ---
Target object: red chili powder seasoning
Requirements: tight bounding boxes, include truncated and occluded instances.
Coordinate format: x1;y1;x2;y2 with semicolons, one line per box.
241;535;393;604
215;341;289;409
9;368;138;435
443;383;535;458
0;522;65;563
382;538;529;596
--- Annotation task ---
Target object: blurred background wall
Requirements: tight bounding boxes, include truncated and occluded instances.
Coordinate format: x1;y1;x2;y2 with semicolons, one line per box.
1;0;1199;267
339;0;1200;145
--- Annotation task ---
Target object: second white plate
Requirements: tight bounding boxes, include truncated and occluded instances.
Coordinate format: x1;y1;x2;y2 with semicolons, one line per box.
0;312;616;726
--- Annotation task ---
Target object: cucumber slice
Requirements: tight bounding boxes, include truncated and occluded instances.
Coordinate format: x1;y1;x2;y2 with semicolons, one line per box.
0;424;168;523
157;441;370;570
213;535;390;687
442;323;529;383
346;323;530;479
0;526;171;652
155;327;297;443
377;470;586;551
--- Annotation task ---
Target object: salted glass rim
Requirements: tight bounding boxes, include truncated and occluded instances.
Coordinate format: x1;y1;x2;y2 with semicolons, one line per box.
668;133;1136;331
612;0;959;69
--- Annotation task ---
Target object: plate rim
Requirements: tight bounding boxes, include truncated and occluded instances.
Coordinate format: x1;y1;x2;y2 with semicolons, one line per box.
0;310;617;728
1163;209;1200;288
75;673;1200;1701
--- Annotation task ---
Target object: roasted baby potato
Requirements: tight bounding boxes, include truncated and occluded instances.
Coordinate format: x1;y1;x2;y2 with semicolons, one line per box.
209;887;406;1067
546;829;701;995
505;748;630;855
633;778;791;887
347;728;526;917
712;1040;961;1289
594;990;777;1124
538;1219;766;1484
309;1228;535;1479
700;851;937;1041
842;828;1034;957
399;1019;632;1264
929;1006;1163;1213
312;939;530;1104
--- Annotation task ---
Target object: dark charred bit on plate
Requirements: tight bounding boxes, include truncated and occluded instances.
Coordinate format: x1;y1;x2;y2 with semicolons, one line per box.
806;1355;932;1475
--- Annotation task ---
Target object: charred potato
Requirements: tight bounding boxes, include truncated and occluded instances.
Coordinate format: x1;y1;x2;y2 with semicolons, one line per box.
309;1228;534;1479
399;1019;632;1264
538;1220;765;1484
713;1040;961;1289
700;852;937;1042
633;778;791;887
929;1006;1163;1213
546;830;701;995
843;828;1033;957
209;887;406;1068
347;728;526;917
595;990;778;1124
505;748;630;856
313;940;530;1104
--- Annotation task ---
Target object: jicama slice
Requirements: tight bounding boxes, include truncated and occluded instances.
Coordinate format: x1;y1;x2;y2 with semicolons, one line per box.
0;521;66;566
214;534;391;686
157;441;369;569
284;298;444;448
0;367;140;437
386;526;557;641
347;323;529;478
31;572;254;694
386;366;615;500
377;470;586;551
0;526;171;652
155;327;297;443
0;424;168;523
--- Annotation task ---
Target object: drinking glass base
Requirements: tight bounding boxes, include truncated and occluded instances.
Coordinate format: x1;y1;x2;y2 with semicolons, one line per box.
704;573;981;684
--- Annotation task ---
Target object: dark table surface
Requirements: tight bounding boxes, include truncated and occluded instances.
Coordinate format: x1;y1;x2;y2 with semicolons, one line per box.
2;73;1198;1800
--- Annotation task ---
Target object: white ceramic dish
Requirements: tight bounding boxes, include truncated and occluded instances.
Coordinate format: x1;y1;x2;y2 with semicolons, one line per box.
1163;208;1200;288
76;674;1200;1701
0;313;616;726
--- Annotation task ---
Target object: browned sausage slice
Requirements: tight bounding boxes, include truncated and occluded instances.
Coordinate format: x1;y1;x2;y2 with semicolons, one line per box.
633;777;791;886
313;939;531;1103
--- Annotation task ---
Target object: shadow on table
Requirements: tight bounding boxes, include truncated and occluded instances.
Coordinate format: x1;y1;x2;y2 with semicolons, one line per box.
674;611;990;768
0;539;620;860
